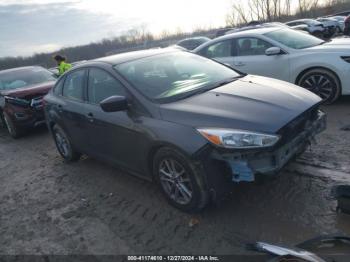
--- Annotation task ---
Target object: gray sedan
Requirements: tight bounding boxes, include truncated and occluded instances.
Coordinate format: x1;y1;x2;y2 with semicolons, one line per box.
44;49;326;212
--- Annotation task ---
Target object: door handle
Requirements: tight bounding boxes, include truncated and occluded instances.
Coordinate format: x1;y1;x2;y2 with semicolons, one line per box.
234;61;246;66
57;104;63;112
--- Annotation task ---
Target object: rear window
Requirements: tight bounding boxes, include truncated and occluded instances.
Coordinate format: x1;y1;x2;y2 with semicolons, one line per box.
265;28;324;49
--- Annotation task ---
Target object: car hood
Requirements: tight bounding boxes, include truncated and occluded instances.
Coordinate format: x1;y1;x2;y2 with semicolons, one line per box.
159;75;321;134
306;38;350;52
0;81;55;99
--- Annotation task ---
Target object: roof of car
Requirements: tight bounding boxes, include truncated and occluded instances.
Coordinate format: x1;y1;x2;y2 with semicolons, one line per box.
0;66;44;75
217;26;280;40
177;37;210;42
286;19;315;23
93;48;179;65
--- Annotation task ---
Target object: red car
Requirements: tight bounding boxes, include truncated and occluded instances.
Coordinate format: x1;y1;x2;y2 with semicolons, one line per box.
0;66;56;138
345;15;350;35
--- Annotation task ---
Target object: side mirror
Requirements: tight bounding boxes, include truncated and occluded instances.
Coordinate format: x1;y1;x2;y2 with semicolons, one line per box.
265;47;282;56
100;96;128;112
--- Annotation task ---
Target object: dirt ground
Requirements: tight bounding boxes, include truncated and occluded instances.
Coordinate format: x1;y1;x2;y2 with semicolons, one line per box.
0;97;350;255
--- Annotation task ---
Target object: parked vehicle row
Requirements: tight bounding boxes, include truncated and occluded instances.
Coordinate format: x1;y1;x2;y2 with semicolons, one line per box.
1;23;344;211
331;16;347;32
213;15;349;41
286;14;350;37
286;19;328;37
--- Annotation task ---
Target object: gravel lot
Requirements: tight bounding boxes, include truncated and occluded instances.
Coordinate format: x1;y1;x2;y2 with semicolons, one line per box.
0;97;350;255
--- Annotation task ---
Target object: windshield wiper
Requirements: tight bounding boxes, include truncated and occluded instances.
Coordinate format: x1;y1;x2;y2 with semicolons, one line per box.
210;76;241;89
170;76;241;101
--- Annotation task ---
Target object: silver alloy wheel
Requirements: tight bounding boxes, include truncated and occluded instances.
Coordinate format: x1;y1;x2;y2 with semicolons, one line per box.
300;74;334;101
55;131;70;157
158;158;193;205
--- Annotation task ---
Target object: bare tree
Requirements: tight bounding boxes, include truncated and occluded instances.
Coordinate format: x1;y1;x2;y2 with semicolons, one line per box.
225;9;236;27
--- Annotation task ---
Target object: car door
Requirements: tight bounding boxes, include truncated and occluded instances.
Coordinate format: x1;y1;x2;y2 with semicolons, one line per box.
84;67;145;173
198;39;236;67
232;37;290;81
60;69;90;152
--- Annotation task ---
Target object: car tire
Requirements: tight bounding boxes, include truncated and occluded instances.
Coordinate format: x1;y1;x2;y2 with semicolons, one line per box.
52;124;81;161
297;68;341;104
153;147;209;212
2;112;22;138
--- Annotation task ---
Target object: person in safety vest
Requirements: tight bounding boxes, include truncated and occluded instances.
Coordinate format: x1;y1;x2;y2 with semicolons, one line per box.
53;55;72;76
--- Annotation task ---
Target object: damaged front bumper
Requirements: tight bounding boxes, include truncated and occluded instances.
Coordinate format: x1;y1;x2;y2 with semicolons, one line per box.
211;110;326;183
4;99;46;129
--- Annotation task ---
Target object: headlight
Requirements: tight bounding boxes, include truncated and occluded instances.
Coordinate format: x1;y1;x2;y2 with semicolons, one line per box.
5;96;30;107
197;128;280;149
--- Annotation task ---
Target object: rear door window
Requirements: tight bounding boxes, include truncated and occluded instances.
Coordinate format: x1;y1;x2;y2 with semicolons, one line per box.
202;40;234;58
62;70;85;101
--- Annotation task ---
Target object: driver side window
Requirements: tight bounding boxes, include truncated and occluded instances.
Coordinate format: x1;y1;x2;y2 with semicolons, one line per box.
87;68;126;104
236;37;273;56
204;40;233;58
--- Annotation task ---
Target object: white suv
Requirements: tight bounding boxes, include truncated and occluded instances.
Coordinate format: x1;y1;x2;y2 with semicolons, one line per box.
194;27;350;103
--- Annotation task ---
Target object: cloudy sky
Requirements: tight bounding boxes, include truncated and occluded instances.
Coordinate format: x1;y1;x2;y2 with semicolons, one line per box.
0;0;232;57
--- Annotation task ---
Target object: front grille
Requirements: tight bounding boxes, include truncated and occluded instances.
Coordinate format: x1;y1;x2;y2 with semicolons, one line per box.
277;106;319;145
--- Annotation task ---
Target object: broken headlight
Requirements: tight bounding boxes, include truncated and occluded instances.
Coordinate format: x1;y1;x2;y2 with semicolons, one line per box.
5;96;30;107
197;128;280;149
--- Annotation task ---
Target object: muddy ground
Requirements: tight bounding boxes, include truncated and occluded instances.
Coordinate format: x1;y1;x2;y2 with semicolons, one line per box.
0;97;350;255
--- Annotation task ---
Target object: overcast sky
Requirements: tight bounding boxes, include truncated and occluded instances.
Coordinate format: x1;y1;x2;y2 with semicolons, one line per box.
0;0;232;57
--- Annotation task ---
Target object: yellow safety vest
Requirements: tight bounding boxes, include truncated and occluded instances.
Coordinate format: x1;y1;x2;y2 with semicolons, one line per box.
58;61;72;76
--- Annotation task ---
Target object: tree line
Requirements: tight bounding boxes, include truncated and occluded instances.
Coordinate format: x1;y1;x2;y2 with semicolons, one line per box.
226;0;349;26
0;0;349;71
0;27;216;71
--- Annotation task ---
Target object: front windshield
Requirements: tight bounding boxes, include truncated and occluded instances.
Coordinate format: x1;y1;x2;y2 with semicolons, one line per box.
265;28;324;49
0;67;56;91
114;52;240;102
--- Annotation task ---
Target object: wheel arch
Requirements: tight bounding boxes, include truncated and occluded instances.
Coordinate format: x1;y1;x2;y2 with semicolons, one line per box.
146;141;196;181
295;66;342;90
